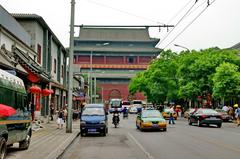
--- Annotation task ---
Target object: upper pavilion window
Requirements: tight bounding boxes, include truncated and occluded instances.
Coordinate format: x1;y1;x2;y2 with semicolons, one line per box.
127;57;135;64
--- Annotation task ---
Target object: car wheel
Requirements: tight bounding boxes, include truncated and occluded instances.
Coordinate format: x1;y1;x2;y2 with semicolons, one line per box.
19;134;31;150
163;128;167;131
0;137;7;159
217;123;222;128
197;120;201;127
188;119;192;125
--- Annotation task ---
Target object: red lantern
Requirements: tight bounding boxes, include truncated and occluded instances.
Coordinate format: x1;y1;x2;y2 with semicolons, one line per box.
49;89;54;94
29;86;41;94
42;89;54;96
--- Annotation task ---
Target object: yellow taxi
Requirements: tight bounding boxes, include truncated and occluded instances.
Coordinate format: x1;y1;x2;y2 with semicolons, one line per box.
162;108;178;120
136;109;167;131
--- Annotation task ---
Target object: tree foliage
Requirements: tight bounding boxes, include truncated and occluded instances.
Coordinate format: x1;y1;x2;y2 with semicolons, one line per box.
129;47;240;106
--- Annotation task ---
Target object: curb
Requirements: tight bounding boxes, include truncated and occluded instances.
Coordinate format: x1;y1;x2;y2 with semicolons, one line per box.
56;131;80;159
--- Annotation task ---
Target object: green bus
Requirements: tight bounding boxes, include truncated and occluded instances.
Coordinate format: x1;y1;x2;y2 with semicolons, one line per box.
0;69;32;159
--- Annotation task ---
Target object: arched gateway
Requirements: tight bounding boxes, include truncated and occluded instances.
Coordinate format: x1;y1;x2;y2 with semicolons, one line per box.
108;89;121;99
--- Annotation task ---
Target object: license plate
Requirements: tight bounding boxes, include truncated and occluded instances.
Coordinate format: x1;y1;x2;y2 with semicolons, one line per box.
153;124;159;127
210;117;216;119
88;129;96;132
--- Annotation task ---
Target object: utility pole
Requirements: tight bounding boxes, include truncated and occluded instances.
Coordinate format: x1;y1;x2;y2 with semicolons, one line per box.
94;77;96;103
66;0;75;133
90;51;93;104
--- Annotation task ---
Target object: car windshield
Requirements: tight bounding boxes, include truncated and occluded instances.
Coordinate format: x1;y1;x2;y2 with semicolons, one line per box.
85;104;104;108
82;108;105;116
110;100;122;108
201;109;218;114
133;101;142;104
122;101;130;105
215;109;225;112
142;110;163;118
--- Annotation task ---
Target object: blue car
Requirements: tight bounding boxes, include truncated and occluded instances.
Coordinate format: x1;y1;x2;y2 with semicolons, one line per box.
80;107;108;136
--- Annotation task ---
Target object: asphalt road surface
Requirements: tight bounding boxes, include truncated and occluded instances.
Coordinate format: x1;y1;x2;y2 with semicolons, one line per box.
60;114;240;159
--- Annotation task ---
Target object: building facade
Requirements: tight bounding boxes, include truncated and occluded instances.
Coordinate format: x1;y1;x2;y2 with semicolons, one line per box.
12;14;68;114
73;26;161;103
0;5;68;119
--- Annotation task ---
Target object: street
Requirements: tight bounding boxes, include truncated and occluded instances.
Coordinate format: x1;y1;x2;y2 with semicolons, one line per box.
60;114;240;159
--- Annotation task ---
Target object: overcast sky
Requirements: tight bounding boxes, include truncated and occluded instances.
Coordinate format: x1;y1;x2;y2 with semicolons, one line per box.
1;0;240;52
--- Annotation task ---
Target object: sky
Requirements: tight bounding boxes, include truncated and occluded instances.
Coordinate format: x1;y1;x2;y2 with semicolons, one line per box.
1;0;240;52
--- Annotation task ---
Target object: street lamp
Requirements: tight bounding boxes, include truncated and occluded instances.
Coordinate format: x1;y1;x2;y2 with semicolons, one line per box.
174;44;190;52
89;43;110;104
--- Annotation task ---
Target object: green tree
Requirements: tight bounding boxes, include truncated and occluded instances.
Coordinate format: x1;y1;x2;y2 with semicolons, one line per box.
212;62;240;101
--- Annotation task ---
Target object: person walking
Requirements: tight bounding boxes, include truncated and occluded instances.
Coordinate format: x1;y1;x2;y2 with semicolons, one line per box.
235;105;240;126
63;106;68;123
50;104;54;121
57;109;64;129
169;106;175;124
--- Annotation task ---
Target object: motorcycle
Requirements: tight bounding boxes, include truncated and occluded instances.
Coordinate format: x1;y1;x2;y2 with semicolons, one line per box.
123;112;128;119
112;113;119;128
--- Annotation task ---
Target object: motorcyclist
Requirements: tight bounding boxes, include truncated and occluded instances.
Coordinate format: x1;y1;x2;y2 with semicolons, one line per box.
112;108;120;124
122;107;128;118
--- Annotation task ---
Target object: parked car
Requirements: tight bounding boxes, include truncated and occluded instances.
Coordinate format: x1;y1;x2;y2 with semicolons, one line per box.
80;107;108;136
184;108;197;118
136;109;167;131
162;108;177;120
188;108;223;128
215;109;233;122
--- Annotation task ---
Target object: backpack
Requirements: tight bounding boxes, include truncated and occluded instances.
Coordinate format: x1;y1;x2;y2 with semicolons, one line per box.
236;108;240;117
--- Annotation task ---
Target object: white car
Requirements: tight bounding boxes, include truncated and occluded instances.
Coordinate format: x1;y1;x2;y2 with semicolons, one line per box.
122;101;131;110
129;106;138;114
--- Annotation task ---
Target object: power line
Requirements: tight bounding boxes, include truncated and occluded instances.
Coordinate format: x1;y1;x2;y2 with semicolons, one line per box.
85;0;165;25
167;0;193;24
188;0;208;17
161;0;217;50
156;0;199;47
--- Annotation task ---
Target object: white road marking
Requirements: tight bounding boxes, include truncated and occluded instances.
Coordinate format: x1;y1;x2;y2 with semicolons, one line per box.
127;132;155;159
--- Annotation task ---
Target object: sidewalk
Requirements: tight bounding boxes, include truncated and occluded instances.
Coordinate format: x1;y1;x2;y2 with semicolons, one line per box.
6;118;80;159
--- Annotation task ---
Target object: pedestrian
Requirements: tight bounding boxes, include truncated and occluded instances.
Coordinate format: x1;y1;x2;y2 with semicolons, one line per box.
50;103;54;121
175;105;182;117
57;109;64;129
235;105;240;126
63;106;68;123
228;106;234;119
169;106;175;124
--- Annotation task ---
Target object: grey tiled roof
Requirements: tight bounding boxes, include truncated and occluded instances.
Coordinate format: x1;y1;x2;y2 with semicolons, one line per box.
0;5;31;46
231;42;240;50
77;27;160;42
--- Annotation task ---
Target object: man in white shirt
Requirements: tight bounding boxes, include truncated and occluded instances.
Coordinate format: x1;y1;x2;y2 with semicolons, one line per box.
222;105;229;112
169;106;175;124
